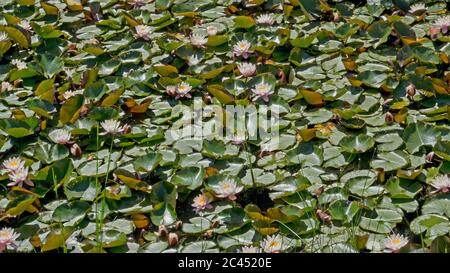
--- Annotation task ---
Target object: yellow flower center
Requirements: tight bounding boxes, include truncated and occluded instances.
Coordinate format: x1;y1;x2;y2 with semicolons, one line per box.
9;161;18;167
391;239;401;245
222;183;232;190
269;241;280;248
197;195;207;205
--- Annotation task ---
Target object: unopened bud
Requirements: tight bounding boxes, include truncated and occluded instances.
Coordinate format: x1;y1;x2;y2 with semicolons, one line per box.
175;220;183;230
158;225;168;238
203;92;212;104
333;11;340;22
211;220;220;228
168;232;178;247
426;151;435;162
312;186;324;198
385;112;394;124
203;230;213;239
70;143;82;157
406;83;416;97
67;43;77;55
166;85;177;97
316;209;331;223
122;124;131;134
206;25;218;36
13;79;22;87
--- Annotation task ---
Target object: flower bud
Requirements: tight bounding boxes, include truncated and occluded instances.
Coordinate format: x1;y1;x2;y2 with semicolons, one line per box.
70;143;82;157
206;25;218;36
385;112;394;124
168;232;178;247
316;209;331;223
406;83;416;97
333;11;340;22
175;220;183;230
122;124;131;134
203;229;213;239
158;225;168;238
426;151;435;162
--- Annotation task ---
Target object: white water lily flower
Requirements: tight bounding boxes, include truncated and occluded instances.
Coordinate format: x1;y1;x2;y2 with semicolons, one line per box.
384;234;408;252
100;119;125;135
190;33;208;48
134;24;152;40
80;38;99;47
191;193;213;213
261;234;287;253
256;14;275;25
0;228;19;253
1;81;13;92
233;40;252;59
8;167;34;187
65;68;76;79
18;20;32;31
11;59;27;70
62;90;82;100
409;3;426;14
237;62;256;77
230;134;247;145
50;129;72;145
430;174;450;194
175;82;193;99
211;179;243;201
2;157;25;172
206;25;218;36
251;82;274;102
0;32;8;42
434;15;450;34
238;246;261;253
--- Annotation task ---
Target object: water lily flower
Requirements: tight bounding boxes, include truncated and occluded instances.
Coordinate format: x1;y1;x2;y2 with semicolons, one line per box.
8;167;34;187
237;62;256;77
230;134;247;145
384;234;408;253
430;174;450;194
18;20;32;31
211;179;243;201
65;69;76;80
260;234;286;253
190;33;208;48
0;81;13;92
409;3;426;14
238;246;261;253
191;193;213;213
206;25;218;36
11;59;27;70
134;24;152;40
251;82;274;102
100;119;126;135
0;32;8;42
2;157;25;172
0;228;19;253
175;82;193;99
81;38;99;47
62;90;82;100
256;14;275;25
128;0;153;8
50;129;72;145
233;40;252;59
433;15;450;34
